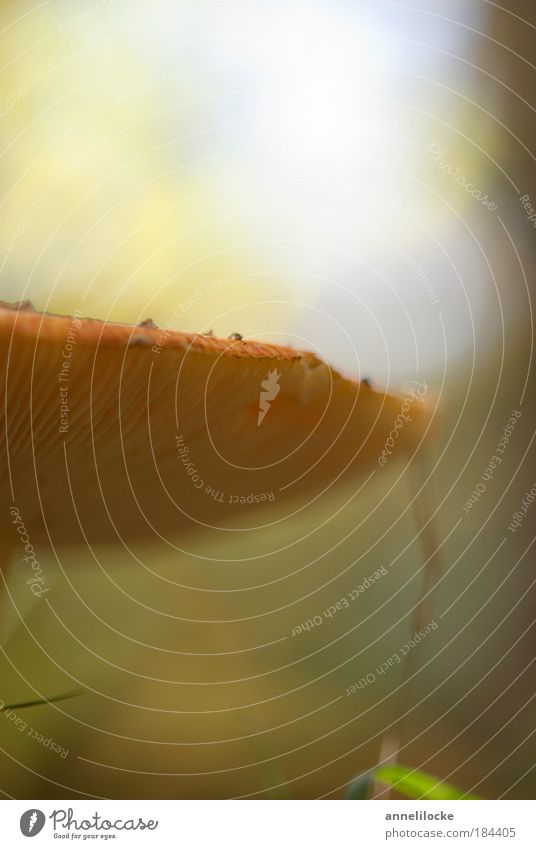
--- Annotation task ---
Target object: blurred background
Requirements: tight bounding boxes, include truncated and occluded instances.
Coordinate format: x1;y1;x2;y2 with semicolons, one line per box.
0;0;535;799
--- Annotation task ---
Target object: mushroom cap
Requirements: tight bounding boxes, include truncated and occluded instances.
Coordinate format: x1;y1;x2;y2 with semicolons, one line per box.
0;303;433;545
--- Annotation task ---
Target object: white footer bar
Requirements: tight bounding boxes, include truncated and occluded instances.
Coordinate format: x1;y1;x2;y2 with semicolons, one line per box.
1;799;534;848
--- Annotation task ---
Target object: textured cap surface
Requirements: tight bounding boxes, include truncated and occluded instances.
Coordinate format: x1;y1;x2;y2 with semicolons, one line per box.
0;304;432;545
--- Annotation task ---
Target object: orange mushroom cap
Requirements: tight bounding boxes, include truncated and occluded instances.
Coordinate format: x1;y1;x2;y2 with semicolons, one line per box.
0;303;433;546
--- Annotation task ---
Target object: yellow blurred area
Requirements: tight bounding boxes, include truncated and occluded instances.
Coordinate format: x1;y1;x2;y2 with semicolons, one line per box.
0;0;510;364
1;0;266;329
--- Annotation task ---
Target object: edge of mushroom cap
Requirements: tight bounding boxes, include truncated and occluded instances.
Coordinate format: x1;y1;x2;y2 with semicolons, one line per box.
0;301;322;365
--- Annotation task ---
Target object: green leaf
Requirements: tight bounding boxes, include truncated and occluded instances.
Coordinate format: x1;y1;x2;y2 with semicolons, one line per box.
374;765;481;800
344;772;373;799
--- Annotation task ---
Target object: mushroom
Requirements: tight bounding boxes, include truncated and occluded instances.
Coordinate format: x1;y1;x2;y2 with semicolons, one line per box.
0;303;432;579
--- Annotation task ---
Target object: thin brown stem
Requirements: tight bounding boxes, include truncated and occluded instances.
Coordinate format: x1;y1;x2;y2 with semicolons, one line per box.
372;451;442;798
